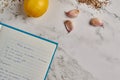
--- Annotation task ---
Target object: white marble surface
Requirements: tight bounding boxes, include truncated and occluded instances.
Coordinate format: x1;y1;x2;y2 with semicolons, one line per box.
0;0;120;80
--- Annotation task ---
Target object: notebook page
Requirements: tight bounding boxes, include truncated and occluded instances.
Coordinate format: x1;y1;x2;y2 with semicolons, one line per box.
0;25;57;80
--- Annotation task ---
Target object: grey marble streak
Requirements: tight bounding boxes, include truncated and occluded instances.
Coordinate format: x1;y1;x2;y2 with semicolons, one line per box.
47;47;97;80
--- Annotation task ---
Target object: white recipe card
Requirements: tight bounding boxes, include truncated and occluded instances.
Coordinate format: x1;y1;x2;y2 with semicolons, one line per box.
0;22;58;80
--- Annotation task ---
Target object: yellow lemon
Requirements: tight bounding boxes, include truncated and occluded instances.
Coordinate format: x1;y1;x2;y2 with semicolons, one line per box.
23;0;48;17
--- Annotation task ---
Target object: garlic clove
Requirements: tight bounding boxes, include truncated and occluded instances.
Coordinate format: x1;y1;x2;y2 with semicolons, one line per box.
89;18;104;27
64;20;73;33
65;9;80;18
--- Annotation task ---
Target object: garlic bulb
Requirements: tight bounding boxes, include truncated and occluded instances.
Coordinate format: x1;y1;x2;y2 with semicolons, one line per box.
65;9;80;18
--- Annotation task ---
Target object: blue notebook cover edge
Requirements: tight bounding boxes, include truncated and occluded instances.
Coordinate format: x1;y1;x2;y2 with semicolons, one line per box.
0;22;58;80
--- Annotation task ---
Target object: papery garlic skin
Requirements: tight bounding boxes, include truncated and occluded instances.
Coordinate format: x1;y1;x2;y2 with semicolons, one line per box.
65;9;80;18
